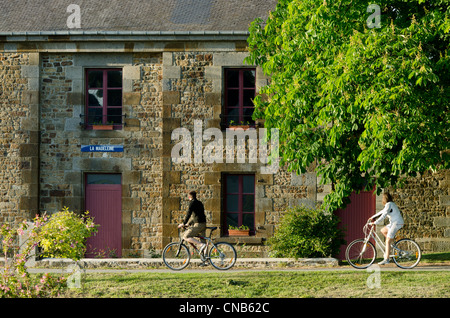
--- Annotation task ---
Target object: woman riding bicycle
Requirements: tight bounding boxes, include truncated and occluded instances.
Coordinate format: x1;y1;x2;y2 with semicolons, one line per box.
369;192;404;265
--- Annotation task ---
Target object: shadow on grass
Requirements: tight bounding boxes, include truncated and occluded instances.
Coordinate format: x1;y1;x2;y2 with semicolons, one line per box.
421;252;450;263
339;251;450;266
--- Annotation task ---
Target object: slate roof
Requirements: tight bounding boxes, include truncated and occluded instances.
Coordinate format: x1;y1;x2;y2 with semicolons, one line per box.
0;0;277;33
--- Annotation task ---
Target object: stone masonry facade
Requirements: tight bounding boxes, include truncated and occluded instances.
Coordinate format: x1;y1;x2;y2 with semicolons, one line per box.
38;52;164;256
1;37;448;257
389;170;450;252
0;52;40;225
0;37;314;257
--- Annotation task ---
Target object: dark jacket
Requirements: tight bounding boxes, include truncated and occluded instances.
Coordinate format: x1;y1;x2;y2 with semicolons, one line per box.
183;199;206;225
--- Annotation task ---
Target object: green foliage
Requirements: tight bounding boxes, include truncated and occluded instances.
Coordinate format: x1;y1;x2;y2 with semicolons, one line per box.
268;205;345;258
0;207;98;297
228;225;250;230
246;0;450;212
39;207;98;260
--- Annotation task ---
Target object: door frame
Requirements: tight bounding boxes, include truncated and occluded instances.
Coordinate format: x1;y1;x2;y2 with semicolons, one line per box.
84;172;123;258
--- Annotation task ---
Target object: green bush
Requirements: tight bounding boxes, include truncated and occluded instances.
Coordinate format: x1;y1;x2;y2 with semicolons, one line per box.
39;207;99;260
268;205;345;258
0;207;98;298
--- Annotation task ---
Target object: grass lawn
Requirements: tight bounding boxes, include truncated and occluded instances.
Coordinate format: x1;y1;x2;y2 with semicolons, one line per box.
61;270;449;298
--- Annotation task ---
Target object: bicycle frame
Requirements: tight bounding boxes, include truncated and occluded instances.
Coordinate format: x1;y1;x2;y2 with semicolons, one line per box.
362;221;401;258
177;227;220;261
164;225;238;270
347;219;421;269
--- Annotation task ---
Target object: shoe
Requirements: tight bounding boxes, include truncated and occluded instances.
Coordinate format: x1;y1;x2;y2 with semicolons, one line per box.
199;261;209;267
378;258;390;265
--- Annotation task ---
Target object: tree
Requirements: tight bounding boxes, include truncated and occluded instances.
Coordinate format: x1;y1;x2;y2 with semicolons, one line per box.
245;0;449;212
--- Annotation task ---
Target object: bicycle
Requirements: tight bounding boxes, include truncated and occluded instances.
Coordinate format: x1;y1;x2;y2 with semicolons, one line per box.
345;219;421;269
162;226;237;271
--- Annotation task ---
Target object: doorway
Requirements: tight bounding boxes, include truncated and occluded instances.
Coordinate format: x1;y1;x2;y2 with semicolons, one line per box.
85;174;122;258
335;190;376;260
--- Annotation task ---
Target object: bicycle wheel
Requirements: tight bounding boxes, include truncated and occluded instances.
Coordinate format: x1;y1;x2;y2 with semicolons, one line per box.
209;242;237;270
392;238;421;269
345;239;377;269
162;242;190;270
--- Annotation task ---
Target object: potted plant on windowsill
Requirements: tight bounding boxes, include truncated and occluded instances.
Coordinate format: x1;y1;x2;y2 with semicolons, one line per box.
228;120;252;130
92;121;114;130
228;225;250;236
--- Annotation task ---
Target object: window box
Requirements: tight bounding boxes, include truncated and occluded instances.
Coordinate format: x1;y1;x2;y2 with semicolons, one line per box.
228;225;251;237
228;229;250;236
228;124;251;131
228;119;253;130
92;124;114;130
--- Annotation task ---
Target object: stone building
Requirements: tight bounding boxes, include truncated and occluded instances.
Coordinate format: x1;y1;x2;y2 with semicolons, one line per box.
1;0;448;258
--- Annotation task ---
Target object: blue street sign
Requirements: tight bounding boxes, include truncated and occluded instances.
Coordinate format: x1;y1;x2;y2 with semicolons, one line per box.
81;145;124;152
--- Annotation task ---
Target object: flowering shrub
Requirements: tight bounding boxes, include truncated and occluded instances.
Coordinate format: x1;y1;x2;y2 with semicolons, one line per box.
39;207;98;260
0;207;98;298
0;268;66;298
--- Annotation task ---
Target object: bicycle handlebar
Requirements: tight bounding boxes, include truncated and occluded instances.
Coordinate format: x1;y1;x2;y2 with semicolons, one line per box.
362;219;376;236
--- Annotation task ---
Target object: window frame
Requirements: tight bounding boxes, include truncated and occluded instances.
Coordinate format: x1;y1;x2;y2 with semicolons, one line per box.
223;174;256;236
223;68;256;128
85;68;123;130
85;173;122;185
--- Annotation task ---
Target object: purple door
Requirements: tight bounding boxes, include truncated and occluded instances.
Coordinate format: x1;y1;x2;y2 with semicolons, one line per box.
335;189;376;260
85;174;122;258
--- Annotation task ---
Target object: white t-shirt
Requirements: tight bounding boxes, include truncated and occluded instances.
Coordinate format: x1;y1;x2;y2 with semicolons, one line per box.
373;202;404;225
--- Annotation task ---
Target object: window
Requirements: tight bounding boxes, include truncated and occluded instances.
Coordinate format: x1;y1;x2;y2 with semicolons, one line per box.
224;68;256;127
86;173;122;185
223;174;255;235
85;69;123;128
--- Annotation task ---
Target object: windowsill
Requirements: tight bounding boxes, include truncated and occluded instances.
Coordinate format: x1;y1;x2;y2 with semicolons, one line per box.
83;125;123;131
219;121;264;131
218;236;264;245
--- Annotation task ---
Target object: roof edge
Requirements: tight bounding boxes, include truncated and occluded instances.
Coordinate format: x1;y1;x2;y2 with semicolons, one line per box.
0;30;250;36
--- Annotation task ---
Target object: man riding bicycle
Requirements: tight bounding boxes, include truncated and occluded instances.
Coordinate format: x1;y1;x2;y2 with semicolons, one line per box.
178;191;207;256
369;192;404;265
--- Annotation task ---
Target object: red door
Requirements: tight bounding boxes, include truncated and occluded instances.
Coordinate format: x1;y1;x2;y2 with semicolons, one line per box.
335;190;376;260
85;174;122;258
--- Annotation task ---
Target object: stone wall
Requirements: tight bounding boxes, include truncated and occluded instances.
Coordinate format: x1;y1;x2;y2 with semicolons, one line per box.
35;48;308;257
160;50;311;256
390;170;449;253
38;52;164;257
0;52;39;225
